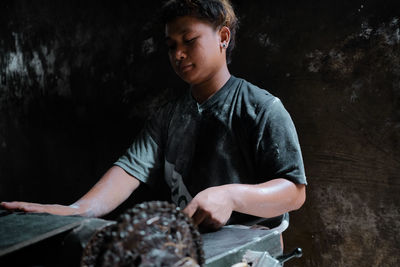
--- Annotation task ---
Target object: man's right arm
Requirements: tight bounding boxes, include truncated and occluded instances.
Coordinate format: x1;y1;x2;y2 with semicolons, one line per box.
1;166;140;217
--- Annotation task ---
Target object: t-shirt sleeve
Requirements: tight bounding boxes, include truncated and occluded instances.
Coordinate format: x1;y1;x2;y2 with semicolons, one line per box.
254;97;307;185
113;110;165;186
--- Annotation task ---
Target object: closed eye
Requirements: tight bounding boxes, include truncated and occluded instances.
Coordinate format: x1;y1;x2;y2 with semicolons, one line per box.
184;37;197;44
166;36;198;51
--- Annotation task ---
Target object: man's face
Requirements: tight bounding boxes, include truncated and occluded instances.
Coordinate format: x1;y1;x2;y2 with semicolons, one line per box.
165;16;225;86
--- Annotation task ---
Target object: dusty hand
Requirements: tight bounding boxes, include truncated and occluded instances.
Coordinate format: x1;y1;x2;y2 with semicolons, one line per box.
183;185;234;230
0;201;81;216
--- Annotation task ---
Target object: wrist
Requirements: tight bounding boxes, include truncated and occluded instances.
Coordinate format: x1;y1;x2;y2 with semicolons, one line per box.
222;184;242;212
69;201;92;217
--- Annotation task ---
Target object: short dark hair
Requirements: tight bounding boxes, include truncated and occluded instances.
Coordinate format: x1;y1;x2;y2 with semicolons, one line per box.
161;0;239;64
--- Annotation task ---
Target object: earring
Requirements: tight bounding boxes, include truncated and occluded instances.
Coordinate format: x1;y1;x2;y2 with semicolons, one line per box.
221;42;227;48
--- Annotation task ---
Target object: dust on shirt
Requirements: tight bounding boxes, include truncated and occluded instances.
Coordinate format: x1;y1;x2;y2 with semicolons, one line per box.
115;75;307;225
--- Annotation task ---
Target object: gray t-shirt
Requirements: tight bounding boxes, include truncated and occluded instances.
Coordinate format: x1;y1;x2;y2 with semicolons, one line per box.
115;75;307;225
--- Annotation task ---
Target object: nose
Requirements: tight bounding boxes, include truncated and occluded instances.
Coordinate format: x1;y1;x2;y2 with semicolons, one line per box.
174;46;186;61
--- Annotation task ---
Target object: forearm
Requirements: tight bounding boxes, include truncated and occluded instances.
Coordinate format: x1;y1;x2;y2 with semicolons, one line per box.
224;178;306;219
71;166;140;217
1;166;140;217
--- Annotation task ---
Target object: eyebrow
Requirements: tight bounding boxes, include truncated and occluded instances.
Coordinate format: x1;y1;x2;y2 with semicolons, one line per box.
165;28;192;41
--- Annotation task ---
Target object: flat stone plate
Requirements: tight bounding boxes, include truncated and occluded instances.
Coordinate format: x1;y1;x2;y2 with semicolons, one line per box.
0;211;85;256
0;210;283;266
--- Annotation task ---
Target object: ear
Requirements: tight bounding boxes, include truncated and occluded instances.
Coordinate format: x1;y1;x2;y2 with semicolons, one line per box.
219;26;231;48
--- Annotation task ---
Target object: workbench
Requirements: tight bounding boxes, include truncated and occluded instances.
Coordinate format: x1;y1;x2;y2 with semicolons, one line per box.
0;209;288;266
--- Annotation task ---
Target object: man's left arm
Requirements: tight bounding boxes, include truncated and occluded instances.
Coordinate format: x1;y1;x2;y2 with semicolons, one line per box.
184;97;307;229
183;179;305;229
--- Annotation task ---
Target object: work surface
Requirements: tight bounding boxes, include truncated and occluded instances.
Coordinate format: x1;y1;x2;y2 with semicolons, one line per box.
0;210;282;266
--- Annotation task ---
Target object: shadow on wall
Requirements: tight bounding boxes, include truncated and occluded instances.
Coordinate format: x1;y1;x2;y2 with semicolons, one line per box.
0;0;400;266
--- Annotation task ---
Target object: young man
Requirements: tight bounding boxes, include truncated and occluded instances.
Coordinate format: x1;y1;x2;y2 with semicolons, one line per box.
1;0;306;231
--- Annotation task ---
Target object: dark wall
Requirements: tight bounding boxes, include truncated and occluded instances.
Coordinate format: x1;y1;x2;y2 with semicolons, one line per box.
1;0;399;266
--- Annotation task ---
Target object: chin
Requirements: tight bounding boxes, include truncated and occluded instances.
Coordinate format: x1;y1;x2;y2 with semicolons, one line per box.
179;72;198;85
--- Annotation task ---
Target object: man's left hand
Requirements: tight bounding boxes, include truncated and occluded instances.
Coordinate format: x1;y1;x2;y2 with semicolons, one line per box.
183;185;233;230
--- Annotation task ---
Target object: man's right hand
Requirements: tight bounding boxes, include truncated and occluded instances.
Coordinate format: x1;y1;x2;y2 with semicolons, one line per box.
0;166;141;218
1;201;82;216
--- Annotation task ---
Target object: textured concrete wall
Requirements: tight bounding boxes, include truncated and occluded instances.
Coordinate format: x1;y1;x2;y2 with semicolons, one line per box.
0;0;178;207
1;0;399;266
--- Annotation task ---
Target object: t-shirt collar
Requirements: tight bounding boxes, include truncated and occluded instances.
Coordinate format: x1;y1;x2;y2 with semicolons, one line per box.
189;75;236;112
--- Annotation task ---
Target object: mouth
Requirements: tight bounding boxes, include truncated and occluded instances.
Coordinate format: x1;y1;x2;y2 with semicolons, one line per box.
179;63;194;73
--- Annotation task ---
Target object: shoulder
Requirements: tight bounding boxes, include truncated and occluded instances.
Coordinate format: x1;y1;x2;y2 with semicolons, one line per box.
233;76;283;117
152;91;188;118
144;92;189;145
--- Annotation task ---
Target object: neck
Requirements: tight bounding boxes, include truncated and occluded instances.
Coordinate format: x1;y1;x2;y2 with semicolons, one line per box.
190;66;231;104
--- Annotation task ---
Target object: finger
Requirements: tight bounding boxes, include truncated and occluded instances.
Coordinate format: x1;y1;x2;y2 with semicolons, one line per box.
201;217;223;230
1;201;51;214
1;201;27;210
182;200;198;218
192;209;208;226
6;202;44;213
